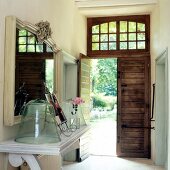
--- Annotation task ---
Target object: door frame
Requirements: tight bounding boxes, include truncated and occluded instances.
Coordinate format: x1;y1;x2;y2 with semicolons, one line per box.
155;48;168;165
80;54;151;157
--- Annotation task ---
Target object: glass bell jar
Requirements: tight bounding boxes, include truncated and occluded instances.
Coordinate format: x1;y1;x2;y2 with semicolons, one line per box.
15;99;61;144
62;102;87;130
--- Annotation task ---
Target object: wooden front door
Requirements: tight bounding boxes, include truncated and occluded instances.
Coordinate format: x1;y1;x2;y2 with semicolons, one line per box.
117;56;150;158
15;56;45;101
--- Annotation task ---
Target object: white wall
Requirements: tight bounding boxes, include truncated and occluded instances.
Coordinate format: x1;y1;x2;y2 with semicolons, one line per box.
0;0;86;169
151;0;170;169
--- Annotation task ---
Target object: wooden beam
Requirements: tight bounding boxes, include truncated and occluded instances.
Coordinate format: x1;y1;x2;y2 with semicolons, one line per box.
75;0;157;8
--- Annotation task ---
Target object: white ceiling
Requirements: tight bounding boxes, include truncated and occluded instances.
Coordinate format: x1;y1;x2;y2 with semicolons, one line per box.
75;0;158;17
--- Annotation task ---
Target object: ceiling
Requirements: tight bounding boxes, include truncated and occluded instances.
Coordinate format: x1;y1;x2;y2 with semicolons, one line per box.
75;0;158;17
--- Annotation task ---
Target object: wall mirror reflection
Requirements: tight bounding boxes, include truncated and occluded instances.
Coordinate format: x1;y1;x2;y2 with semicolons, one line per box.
4;16;60;126
15;28;54;116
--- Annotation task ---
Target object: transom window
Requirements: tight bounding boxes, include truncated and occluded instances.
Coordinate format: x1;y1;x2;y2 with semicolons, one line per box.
87;15;150;56
16;29;52;53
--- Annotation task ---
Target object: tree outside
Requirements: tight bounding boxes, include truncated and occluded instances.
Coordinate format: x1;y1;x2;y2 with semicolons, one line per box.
90;58;117;121
89;58;117;156
45;59;54;93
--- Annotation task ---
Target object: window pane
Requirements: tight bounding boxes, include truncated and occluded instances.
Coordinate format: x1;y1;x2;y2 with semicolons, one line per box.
138;33;145;40
120;42;127;49
100;23;108;33
100;43;108;50
19;30;27;36
19;37;26;44
120;34;127;41
92;43;99;50
129;33;136;41
137;23;145;32
109;22;116;33
28;32;33;36
47;46;53;52
109;34;116;41
28;36;35;44
36;41;43;45
27;45;35;52
45;59;54;93
100;34;108;42
92;35;99;42
36;45;43;52
109;42;116;50
137;41;145;49
129;42;136;49
92;25;99;33
19;45;26;52
120;21;127;32
129;22;136;32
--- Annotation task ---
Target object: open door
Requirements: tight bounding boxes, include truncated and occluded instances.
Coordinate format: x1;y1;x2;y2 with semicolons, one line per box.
117;56;151;158
77;53;91;161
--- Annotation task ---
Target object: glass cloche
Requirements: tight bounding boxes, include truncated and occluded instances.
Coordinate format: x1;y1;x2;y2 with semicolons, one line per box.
15;99;61;144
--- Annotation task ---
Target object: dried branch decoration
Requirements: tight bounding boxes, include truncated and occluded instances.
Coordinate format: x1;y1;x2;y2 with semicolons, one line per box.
35;21;52;42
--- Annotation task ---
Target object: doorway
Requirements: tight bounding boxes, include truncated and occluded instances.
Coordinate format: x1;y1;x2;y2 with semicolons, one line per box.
79;55;151;158
89;58;117;156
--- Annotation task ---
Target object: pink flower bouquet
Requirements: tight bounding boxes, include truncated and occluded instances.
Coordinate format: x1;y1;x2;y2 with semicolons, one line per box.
72;97;85;105
71;97;85;115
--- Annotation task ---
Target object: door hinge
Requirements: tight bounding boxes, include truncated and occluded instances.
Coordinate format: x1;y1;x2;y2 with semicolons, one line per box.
118;71;121;79
117;136;120;143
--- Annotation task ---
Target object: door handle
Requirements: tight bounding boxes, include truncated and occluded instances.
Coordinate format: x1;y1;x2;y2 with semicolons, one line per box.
121;84;127;87
121;124;127;128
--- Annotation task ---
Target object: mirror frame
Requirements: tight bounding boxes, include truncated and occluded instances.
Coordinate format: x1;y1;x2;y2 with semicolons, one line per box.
4;16;60;126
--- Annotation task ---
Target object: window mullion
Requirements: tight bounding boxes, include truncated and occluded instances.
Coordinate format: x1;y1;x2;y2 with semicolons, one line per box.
127;21;129;50
136;22;137;49
99;24;101;50
107;22;109;51
117;21;120;50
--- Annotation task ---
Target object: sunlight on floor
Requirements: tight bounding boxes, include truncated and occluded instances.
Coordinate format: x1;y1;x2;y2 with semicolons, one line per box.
63;155;164;170
89;118;116;156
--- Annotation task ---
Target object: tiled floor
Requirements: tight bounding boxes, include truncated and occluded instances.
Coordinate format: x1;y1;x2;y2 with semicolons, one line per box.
63;155;164;170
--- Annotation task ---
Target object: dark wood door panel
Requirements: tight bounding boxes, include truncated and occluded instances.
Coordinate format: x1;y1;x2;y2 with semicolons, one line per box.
121;108;145;113
122;128;144;137
121;120;144;127
117;56;150;158
121;66;144;73
122;89;144;96
122;113;144;120
16;58;45;101
122;95;144;102
121;102;145;108
121;79;145;84
122;72;144;79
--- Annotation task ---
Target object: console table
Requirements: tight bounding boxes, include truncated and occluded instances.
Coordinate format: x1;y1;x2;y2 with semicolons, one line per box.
0;126;89;170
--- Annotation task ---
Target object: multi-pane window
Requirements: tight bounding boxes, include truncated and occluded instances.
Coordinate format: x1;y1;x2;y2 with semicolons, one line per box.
92;22;117;51
88;15;150;56
120;21;146;50
16;29;52;53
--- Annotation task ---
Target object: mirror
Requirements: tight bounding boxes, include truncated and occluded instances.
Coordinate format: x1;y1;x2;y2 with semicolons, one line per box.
4;16;60;126
14;28;54;115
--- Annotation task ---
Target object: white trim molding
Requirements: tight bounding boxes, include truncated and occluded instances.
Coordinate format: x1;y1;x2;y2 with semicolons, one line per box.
75;0;158;8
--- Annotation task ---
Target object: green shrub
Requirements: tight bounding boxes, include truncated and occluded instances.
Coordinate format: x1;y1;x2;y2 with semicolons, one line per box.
91;93;117;110
92;95;107;108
